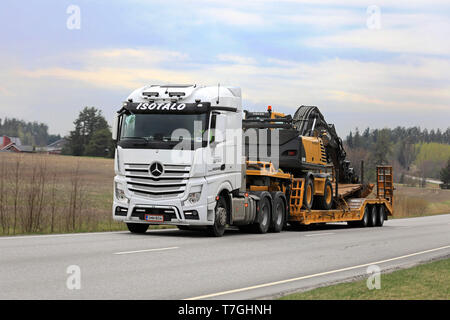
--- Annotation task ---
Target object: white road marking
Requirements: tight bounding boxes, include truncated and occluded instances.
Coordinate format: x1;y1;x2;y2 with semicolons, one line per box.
185;244;450;300
0;228;178;241
114;246;179;255
304;232;335;237
0;231;129;240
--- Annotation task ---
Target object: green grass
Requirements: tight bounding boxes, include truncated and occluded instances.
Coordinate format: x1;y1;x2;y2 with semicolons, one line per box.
280;258;450;300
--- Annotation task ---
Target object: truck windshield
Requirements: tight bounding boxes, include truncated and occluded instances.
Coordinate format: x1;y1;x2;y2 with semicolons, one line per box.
119;113;208;149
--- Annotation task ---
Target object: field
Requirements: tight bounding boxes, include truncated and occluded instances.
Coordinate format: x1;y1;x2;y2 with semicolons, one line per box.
0;152;124;235
280;257;450;300
394;185;450;218
0;153;449;236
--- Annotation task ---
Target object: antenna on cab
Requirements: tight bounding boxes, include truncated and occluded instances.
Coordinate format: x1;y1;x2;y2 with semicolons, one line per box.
216;83;220;105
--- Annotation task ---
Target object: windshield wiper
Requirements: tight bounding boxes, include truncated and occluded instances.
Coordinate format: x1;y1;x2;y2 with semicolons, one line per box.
122;137;149;142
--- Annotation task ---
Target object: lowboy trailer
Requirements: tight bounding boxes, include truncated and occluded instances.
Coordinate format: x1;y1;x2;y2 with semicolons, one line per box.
111;85;393;236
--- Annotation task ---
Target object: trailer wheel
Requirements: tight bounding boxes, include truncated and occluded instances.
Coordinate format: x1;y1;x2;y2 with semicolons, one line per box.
369;205;377;227
254;197;271;234
376;205;385;227
316;179;333;210
270;193;286;233
208;197;227;237
126;223;149;234
303;177;314;210
359;206;370;227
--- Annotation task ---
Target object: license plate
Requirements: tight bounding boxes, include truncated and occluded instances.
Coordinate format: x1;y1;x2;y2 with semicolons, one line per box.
144;214;164;222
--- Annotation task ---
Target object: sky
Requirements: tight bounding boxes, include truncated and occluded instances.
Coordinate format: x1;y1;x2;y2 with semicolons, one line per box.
0;0;449;137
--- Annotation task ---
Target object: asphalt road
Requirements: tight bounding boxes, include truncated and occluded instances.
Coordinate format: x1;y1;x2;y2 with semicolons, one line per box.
1;214;449;300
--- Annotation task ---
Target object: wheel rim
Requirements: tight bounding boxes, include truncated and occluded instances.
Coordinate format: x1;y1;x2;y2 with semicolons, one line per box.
306;184;312;204
325;185;332;204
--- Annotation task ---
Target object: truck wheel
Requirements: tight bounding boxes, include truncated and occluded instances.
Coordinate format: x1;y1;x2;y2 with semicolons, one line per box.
208;197;227;237
359;206;370;227
303;177;314;210
376;205;385;227
254;197;271;234
369;205;377;227
317;179;333;210
126;223;149;234
270;194;286;233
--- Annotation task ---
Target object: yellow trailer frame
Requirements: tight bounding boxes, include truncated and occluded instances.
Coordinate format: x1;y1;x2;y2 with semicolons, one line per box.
246;161;394;225
288;166;394;225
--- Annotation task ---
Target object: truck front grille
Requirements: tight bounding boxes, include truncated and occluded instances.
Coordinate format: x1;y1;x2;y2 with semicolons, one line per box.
124;163;190;199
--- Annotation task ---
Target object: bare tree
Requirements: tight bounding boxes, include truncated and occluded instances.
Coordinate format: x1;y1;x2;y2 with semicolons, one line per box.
12;155;22;234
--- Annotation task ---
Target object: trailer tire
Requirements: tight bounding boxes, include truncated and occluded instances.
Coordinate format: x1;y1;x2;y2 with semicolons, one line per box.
359;206;370;227
126;223;149;234
303;176;314;210
376;205;385;227
254;197;271;234
369;205;377;227
207;197;227;237
316;179;333;210
270;193;286;233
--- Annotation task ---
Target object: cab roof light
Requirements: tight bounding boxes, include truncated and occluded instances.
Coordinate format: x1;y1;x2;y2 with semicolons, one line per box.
142;92;159;97
168;92;186;97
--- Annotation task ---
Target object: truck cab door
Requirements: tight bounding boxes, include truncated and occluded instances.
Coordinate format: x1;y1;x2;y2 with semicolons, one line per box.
207;113;227;175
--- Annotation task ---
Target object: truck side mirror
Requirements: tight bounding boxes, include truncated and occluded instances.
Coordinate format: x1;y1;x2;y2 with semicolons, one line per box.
112;113;119;141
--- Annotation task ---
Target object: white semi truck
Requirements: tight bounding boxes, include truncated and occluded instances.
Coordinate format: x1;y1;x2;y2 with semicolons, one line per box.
112;84;393;237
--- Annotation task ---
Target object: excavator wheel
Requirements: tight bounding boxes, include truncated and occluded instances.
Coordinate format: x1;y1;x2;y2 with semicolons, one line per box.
303;177;314;210
316;179;333;210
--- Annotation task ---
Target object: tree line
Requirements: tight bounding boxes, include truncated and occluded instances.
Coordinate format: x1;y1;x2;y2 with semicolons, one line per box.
62;107;114;158
0;118;61;146
345;126;450;183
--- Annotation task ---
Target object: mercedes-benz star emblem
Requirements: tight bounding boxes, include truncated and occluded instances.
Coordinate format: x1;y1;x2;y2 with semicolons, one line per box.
149;162;164;177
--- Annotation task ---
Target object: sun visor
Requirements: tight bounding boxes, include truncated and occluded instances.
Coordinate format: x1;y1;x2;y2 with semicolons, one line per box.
120;101;211;114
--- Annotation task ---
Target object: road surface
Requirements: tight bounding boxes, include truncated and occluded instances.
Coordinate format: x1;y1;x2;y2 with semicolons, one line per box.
1;214;449;299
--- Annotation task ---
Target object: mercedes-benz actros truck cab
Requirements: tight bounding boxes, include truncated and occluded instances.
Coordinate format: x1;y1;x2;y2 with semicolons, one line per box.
112;84;243;236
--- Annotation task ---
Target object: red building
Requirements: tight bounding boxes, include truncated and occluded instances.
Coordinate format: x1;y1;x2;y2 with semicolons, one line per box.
0;136;34;153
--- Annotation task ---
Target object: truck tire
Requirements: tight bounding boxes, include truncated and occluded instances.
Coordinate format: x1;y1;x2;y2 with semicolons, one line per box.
359;206;370;227
270;193;286;233
208;197;227;237
376;205;385;227
303;176;314;210
369;205;377;227
126;223;149;234
254;197;271;234
316;179;333;210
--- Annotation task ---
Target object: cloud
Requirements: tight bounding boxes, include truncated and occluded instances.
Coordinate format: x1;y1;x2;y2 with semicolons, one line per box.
306;12;450;55
199;8;265;26
217;54;256;65
17;48;450;115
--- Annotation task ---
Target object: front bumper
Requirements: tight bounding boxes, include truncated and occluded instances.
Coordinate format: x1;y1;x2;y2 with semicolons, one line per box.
112;176;213;226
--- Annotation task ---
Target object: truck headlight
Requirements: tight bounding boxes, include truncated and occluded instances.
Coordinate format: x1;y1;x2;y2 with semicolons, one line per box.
187;185;202;205
115;182;128;203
